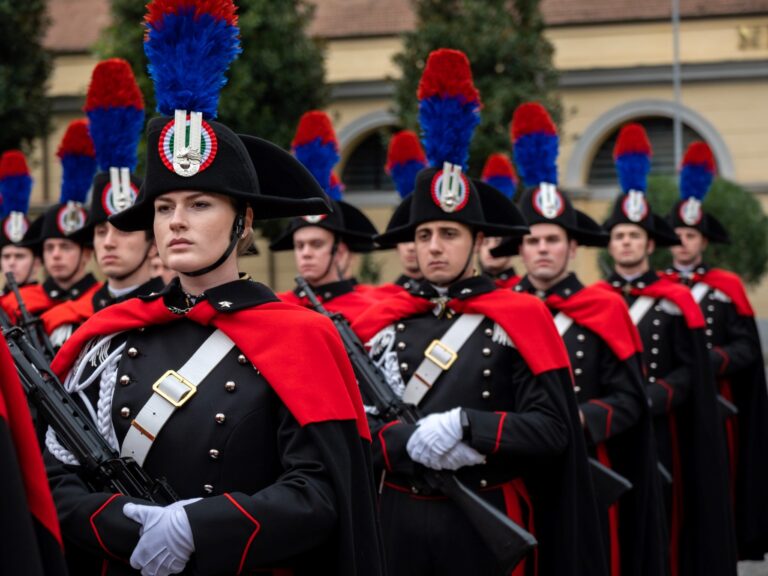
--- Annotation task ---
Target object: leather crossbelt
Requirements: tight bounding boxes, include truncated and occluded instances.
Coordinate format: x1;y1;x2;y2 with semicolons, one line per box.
691;282;709;304
121;329;236;466
402;314;484;406
553;312;574;337
629;296;656;326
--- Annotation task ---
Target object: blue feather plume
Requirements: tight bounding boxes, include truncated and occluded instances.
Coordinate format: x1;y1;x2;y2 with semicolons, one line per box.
293;139;339;197
1;175;33;215
390;160;425;199
513;134;558;187
419;97;479;170
680;165;713;201
86;107;145;171
615;153;651;194
60;155;97;205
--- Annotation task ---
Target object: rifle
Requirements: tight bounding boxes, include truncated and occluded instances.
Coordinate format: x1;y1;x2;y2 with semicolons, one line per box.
295;276;536;574
5;272;55;362
589;457;633;509
0;313;177;504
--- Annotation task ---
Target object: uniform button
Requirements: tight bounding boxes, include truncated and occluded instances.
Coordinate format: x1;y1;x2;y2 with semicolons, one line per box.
653;319;661;326
396;342;406;351
120;406;131;418
482;368;492;378
481;390;491;399
225;381;236;392
126;347;139;358
323;292;332;300
484;327;493;337
707;343;713;349
71;289;80;296
577;334;586;342
50;290;60;298
574;386;581;393
706;317;714;325
119;374;131;386
637;282;645;289
650;362;658;369
564;288;571;296
706;329;713;336
649;376;656;383
400;362;409;372
479;479;488;488
707;305;715;312
209;449;220;460
203;484;214;494
574;368;583;376
611;281;621;288
482;347;492;357
575;350;584;359
410;486;419;495
654;305;661;312
396;323;406;332
237;354;248;365
215;413;226;424
708;293;715;300
651;348;659;355
652;334;660;341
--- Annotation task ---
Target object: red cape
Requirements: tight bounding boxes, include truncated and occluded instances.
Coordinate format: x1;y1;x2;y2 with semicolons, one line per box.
546;285;643;361
278;288;375;320
0;336;63;547
659;269;754;317
52;297;371;440
352;289;570;376
367;283;407;298
40;282;103;334
495;275;521;290
594;278;705;329
0;284;57;321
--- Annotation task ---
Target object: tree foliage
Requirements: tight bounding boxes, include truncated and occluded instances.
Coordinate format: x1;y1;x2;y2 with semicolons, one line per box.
393;0;560;176
0;0;52;151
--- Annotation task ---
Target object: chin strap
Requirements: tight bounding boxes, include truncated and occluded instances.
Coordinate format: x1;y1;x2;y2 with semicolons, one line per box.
111;240;155;282
436;235;478;288
311;238;340;286
184;212;245;278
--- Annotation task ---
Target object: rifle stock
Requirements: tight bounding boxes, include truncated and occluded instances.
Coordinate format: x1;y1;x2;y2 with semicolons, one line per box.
295;276;537;573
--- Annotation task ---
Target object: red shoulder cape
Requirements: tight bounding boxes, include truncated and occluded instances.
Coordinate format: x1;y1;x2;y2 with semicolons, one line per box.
352;289;570;376
594;278;705;329
495;275;521;289
52;298;371;440
659;269;754;317
277;288;375;320
367;283;407;298
546;285;643;361
1;284;57;320
0;336;63;547
40;283;103;334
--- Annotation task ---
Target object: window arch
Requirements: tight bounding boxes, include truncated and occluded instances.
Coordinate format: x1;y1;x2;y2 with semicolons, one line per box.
340;127;398;192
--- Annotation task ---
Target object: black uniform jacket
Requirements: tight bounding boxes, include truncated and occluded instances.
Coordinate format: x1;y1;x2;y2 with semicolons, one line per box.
661;265;768;560
353;275;609;576
45;278;385;576
598;271;738;575
516;274;666;575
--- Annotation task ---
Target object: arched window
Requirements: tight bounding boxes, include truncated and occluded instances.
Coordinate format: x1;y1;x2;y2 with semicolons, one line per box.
587;117;705;186
340;127;398;192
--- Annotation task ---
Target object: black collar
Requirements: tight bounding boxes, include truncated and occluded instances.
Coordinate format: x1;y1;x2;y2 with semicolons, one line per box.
514;273;584;300
92;277;167;312
43;273;97;301
143;275;279;313
410;275;497;301
294;278;356;302
484;267;517;282
665;263;709;277
607;269;659;292
395;274;420;291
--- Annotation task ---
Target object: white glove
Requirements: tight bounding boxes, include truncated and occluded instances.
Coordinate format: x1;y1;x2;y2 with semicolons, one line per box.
406;407;464;467
436;442;486;470
123;498;201;576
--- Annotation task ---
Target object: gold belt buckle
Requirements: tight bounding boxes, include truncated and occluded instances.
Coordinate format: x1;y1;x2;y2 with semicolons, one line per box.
425;340;458;370
152;370;197;407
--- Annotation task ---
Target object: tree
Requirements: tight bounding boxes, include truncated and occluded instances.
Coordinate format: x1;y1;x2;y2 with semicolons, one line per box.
393;0;560;176
98;0;327;149
0;0;52;151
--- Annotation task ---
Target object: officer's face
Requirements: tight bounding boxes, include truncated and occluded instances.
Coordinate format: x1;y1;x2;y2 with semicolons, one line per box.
670;227;708;267
153;191;238;274
519;223;576;282
414;221;482;286
293;226;346;284
479;236;515;275
396;242;420;275
1;246;38;284
608;224;654;268
93;222;153;282
43;238;90;283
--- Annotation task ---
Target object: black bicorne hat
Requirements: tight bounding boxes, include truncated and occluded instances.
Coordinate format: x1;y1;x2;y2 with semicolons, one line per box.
19;203;91;255
269;199;378;253
375;165;529;246
109;117;331;232
603;196;681;247
375;196;414;249
667;200;730;243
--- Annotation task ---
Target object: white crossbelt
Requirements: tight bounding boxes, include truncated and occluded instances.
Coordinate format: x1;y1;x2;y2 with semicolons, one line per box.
629;296;656;326
553;312;574;337
691;282;710;304
121;329;236;466
402;313;484;406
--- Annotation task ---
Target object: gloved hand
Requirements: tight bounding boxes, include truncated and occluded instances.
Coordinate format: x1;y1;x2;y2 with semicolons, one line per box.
406;407;464;468
436;441;486;471
123;498;201;576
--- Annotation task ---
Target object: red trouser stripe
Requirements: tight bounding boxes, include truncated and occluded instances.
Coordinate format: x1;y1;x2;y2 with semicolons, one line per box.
501;479;537;576
596;443;621;576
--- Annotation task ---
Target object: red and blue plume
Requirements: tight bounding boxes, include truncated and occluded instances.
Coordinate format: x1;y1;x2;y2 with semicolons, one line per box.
511;103;558;187
386;130;427;199
481;153;518;199
144;0;241;118
84;59;145;171
613;123;652;194
291;111;339;196
680;141;715;201
417;49;481;169
0;151;33;216
328;172;345;201
56;119;97;205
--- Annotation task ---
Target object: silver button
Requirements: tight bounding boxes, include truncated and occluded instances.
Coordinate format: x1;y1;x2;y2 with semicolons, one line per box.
71;289;80;296
215;413;226;424
127;347;138;358
225;381;236;392
484;327;493;337
460;288;472;295
396;341;406;351
564;288;572;296
652;334;660;341
50;290;60;298
575;350;584;359
482;368;491;378
577;334;586;342
396;323;406;332
479;479;488;488
481;390;491;399
708;293;715;300
574;368;583;376
203;484;214;494
706;329;713;336
651;348;659;355
706;317;714;325
209;449;220;460
707;305;715;312
653;319;661;326
574;386;581;393
237;354;247;365
649;376;656;383
654;305;661;312
637;282;645;288
482;347;491;357
400;362;409;372
120;406;131;418
410;486;419;495
707;343;713;349
612;281;621;288
323;292;332;299
119;374;131;386
650;362;658;369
